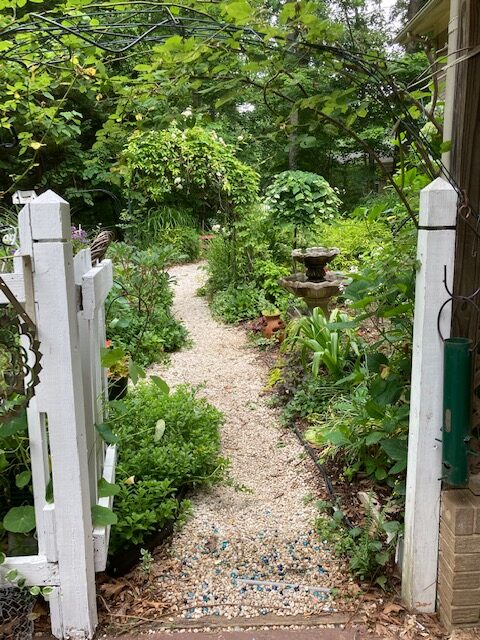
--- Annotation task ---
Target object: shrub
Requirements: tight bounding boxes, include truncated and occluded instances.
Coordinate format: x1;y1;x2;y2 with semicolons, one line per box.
106;243;188;366
121;204;197;250
122;125;259;226
108;381;227;554
265;170;341;231
313;216;391;271
210;284;266;324
160;227;200;262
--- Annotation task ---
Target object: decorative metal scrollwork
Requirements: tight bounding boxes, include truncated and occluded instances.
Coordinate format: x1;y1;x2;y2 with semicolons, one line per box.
0;276;42;424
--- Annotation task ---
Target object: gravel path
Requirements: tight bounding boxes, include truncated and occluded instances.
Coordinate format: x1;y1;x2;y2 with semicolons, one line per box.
148;262;343;621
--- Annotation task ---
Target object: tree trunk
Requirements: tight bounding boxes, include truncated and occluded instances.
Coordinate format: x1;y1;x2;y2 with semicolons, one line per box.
288;109;299;170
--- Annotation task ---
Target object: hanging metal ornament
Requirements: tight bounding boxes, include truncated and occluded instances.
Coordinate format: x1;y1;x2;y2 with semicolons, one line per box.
0;276;42;424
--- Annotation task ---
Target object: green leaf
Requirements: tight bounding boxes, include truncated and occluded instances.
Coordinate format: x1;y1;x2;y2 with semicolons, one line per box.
381;438;408;463
91;505;118;527
365;431;384;446
150;376;170;395
365;352;389;373
0;450;7;472
5;569;18;582
15;470;32;489
375;576;387;589
375;467;388;481
279;2;295;23
128;359;145;385
3;506;36;533
95;422;119;445
440;140;452;153
0;412;28;439
369;375;403;406
98;478;120;498
45;478;54;504
0;551;5;564
154;419;166;442
225;1;252;23
100;347;125;368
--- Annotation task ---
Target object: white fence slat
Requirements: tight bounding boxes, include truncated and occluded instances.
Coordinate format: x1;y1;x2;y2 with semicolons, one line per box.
43;503;58;562
75;250;99;506
0;555;59;586
1;193;115;638
82;260;113;320
93;444;117;572
25;404;52;557
47;588;64;639
402;178;457;612
24;192;97;639
0;272;25;304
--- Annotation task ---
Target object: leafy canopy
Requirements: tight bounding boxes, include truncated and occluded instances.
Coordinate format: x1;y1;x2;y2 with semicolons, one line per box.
265;170;341;229
123;125;259;223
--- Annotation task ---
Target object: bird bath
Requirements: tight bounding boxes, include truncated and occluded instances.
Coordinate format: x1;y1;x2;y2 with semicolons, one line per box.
280;247;343;313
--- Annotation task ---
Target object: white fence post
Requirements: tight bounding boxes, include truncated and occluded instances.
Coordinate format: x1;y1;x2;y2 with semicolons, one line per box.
21;191;97;638
402;178;457;612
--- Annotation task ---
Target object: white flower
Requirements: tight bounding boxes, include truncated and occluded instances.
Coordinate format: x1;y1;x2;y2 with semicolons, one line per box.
174;177;182;185
181;107;193;117
237;135;244;142
212;224;221;232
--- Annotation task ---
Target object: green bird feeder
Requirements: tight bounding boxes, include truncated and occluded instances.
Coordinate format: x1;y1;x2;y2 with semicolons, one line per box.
442;337;473;488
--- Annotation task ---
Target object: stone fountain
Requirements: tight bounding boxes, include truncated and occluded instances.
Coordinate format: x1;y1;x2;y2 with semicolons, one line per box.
280;246;344;312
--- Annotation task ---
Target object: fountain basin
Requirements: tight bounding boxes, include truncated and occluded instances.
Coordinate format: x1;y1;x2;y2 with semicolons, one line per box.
291;247;340;282
280;272;344;313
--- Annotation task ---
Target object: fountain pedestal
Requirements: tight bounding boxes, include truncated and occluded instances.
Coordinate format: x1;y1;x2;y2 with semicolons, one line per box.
280;247;343;313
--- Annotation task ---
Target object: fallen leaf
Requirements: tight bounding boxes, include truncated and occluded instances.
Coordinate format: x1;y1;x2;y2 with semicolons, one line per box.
383;602;406;615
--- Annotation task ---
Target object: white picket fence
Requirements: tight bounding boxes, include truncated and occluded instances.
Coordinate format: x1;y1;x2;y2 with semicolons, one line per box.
0;191;115;639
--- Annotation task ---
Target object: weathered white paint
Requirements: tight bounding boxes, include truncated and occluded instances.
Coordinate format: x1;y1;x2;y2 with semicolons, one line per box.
81;259;113;320
0;555;59;586
47;588;64;639
402;178;457;612
0;272;25;304
1;191;115;638
22;192;97;638
93;444;117;572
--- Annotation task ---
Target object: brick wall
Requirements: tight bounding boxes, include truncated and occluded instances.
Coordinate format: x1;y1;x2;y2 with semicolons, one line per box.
438;489;480;628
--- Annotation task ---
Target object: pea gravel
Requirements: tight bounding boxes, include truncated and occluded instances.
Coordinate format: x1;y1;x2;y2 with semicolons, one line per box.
148;262;346;620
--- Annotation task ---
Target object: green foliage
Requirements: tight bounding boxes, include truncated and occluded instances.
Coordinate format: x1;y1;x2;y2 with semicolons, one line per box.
122;125;260;226
106;243;188;366
284;308;361;379
306;375;409;486
210;284;266;324
160;227;200;262
121;204;198;250
107;381;227;554
278;187;418;496
315;500;401;587
314;216;391;271
265;171;341;230
0;412;36;549
204;207;296;322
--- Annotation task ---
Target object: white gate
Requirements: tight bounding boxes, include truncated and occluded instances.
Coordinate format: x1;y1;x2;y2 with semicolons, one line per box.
0;191;115;638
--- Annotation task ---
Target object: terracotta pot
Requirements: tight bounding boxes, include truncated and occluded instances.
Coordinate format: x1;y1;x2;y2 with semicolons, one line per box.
262;314;285;339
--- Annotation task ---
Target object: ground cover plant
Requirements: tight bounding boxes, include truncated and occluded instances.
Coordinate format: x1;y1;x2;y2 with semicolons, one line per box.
106;243;188;367
105;380;227;556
